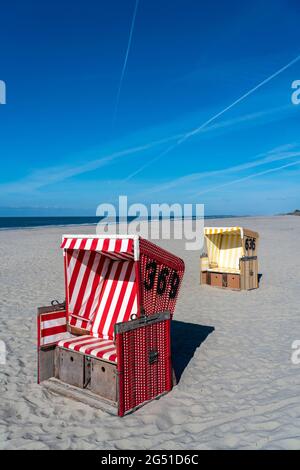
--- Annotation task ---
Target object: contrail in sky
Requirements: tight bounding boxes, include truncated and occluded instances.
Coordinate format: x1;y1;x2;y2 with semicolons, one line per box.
135;144;297;197
190;158;300;198
0;133;180;194
112;0;140;128
124;53;300;181
1;104;294;195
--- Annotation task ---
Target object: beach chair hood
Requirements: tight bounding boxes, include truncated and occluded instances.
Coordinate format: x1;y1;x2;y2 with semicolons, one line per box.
60;235;185;339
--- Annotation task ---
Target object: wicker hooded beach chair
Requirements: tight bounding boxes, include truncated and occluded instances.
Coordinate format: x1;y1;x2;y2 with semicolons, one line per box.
200;227;259;290
37;235;185;416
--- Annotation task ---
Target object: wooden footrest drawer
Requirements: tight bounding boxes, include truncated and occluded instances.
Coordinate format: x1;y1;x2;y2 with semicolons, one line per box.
227;274;240;290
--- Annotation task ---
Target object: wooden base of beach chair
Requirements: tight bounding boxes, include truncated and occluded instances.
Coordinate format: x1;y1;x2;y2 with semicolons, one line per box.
54;348;118;402
38;345;56;383
201;271;241;290
41;377;118;415
201;266;258;291
227;273;241;289
40;355;172;415
38;308;174;416
90;358;117;402
55;348;86;389
42;377;170;416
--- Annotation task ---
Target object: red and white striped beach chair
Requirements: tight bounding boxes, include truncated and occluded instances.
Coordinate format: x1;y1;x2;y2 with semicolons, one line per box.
37;235;185;416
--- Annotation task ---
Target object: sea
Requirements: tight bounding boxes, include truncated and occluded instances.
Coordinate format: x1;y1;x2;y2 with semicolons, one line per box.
0;215;236;230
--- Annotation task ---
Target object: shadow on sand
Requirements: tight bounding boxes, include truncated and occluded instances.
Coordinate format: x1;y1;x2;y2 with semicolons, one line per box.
171;320;215;384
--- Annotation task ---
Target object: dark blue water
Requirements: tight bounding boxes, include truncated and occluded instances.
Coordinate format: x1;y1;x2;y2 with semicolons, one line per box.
0;215;236;230
0;216;102;229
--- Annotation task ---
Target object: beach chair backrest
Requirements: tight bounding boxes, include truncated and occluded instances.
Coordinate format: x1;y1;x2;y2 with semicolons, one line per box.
218;233;243;271
89;258;138;339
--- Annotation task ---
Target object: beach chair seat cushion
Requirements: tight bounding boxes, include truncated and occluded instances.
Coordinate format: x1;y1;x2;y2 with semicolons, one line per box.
57;335;117;364
207;266;240;274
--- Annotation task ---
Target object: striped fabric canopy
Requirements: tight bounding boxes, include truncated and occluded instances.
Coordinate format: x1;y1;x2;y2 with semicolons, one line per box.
61;236;135;261
204;227;243;237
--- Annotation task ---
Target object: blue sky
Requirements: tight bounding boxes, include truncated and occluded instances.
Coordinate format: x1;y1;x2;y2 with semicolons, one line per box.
0;0;299;216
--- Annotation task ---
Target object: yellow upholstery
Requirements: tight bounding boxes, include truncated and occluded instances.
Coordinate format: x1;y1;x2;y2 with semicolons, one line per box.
205;229;243;274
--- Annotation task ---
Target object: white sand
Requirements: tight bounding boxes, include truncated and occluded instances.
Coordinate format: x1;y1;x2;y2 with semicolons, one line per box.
0;216;300;450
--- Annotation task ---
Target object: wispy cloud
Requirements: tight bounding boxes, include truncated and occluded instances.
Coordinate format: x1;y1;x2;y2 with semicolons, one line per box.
124;53;300;180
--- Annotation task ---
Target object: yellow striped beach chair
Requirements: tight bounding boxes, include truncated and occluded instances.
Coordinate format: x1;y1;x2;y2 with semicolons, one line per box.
200;227;259;290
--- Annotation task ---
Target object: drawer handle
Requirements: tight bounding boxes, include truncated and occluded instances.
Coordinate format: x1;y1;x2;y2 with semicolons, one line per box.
149;349;159;365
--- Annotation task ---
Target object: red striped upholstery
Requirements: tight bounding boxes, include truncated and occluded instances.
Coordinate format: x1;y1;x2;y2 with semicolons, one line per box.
39;310;67;347
61;237;134;261
65;248;138;338
65;249;111;331
57;335;117;363
90;260;137;339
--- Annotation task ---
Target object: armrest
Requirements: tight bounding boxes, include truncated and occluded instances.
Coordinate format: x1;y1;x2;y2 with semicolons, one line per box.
37;304;67;348
114;311;170;334
240;256;258;261
200;255;209;271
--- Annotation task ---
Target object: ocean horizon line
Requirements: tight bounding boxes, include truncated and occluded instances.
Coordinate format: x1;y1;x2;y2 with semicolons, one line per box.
0;215;241;231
